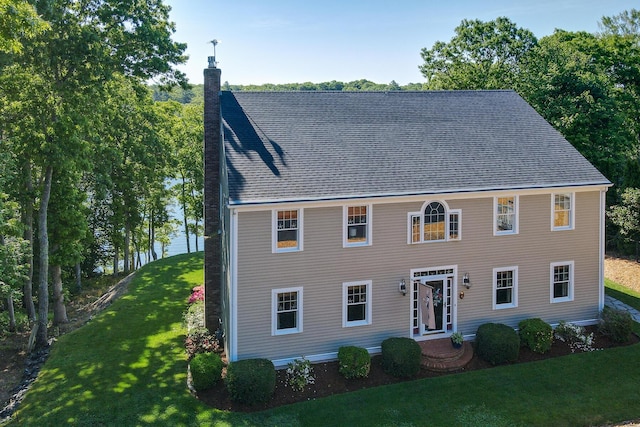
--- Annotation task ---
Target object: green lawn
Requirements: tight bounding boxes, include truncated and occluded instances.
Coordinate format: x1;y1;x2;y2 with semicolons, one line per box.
5;253;640;426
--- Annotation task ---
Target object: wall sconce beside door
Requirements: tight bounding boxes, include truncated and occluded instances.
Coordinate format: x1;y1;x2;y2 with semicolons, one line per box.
399;279;407;296
463;273;471;289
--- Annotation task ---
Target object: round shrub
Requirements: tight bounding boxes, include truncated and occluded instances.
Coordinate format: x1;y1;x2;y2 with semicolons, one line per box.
518;318;553;354
190;352;224;391
599;306;634;343
225;358;276;404
380;337;421;378
476;323;520;365
338;346;371;379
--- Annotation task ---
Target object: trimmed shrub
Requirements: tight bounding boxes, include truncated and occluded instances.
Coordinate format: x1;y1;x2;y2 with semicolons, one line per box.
476;323;520;365
518;318;553;354
338;346;371;379
380;337;421;378
190;352;224;391
225;358;276;404
599;306;634;343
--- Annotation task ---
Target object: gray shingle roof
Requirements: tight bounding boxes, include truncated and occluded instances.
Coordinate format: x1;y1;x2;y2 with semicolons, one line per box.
221;90;610;205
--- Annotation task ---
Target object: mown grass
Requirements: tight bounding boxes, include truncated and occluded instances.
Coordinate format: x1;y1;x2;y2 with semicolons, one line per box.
5;255;640;426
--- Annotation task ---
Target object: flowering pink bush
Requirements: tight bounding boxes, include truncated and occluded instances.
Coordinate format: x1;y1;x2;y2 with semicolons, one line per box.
188;285;204;304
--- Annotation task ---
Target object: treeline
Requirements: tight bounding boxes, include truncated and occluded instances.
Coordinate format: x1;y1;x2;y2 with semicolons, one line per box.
0;0;201;349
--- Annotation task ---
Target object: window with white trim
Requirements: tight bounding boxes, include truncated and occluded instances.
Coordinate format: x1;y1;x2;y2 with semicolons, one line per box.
273;209;303;252
343;281;372;327
552;193;574;230
272;287;303;335
551;261;574;303
494;196;518;235
344;205;371;247
493;266;518;309
408;201;461;244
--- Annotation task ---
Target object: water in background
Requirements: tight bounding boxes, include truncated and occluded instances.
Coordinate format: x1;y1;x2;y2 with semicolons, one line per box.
164;203;204;257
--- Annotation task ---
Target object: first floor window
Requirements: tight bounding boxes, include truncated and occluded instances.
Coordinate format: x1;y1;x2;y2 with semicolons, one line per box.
272;287;303;335
551;261;574;303
273;209;303;252
343;281;372;327
493;267;518;309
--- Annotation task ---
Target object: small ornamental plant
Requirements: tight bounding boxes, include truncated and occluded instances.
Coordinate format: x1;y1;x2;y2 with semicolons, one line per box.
285;357;315;391
450;332;464;346
554;321;596;353
185;327;220;358
188;285;204;304
338;346;371;379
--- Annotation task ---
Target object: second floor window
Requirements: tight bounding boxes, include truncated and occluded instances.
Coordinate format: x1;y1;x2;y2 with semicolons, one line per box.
408;201;461;244
344;205;371;247
273;209;303;252
495;196;518;235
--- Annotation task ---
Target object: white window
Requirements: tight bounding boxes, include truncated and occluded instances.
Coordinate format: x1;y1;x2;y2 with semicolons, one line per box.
342;281;372;327
493;266;518;309
550;261;574;303
272;287;303;335
494;196;518;235
272;209;303;253
408;201;461;244
344;205;372;247
552;193;574;231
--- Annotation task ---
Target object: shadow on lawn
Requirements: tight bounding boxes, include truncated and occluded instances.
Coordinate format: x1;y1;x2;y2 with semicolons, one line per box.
10;252;240;426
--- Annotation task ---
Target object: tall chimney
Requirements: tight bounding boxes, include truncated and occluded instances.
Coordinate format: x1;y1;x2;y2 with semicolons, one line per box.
203;58;222;335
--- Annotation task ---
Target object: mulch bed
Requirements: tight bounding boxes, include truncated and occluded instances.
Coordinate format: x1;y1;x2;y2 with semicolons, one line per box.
196;327;639;413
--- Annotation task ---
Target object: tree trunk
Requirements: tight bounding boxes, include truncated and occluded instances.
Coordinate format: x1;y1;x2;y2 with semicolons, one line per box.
182;176;190;253
190;185;200;253
7;296;16;332
35;165;53;349
22;161;36;322
124;224;130;272
113;242;119;275
75;262;81;293
51;264;68;325
150;213;157;261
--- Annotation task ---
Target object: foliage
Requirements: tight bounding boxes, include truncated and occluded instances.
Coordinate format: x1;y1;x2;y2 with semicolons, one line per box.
0;310;29;337
0;0;48;53
599;306;634;343
337;346;371;379
189;352;224;391
554;321;596;353
380;337;421;378
518;318;553;354
225;358;276;404
188;285;204;304
183;300;205;331
419;17;537;90
184;327;220;359
608;188;640;252
450;332;464;345
476;323;520;365
285;357;315;391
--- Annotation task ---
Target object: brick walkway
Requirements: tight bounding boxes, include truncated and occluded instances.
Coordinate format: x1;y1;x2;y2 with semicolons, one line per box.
605;295;640;322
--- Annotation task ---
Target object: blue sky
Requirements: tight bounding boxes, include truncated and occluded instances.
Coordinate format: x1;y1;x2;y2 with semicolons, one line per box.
164;0;638;86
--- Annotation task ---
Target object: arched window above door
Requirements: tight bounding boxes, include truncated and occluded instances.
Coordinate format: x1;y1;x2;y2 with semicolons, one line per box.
408;200;461;244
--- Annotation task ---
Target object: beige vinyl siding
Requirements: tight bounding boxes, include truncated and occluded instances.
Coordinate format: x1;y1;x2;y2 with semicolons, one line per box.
233;191;602;362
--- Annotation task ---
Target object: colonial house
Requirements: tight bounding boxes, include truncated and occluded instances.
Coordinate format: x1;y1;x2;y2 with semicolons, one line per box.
203;63;611;368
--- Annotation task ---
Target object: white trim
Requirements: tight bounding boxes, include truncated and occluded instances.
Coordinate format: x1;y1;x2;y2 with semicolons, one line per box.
230;184;611;212
271;346;382;369
408;200;462;244
550;261;574;303
599;189;607;311
493;266;518;310
493;195;519;236
272;208;304;253
342;280;373;327
343;204;372;248
410;265;458;335
229;210;238;362
272;287;303;336
551;192;575;231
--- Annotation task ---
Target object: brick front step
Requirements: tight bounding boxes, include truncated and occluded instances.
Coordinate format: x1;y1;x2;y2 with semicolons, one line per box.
419;338;474;372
